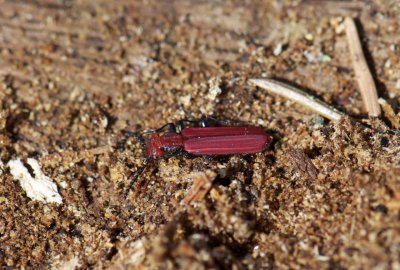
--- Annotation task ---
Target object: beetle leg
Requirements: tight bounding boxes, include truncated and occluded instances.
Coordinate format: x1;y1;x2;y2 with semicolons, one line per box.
124;157;151;198
155;123;177;133
181;151;193;159
162;147;184;159
176;116;215;128
176;120;186;133
175;119;199;132
199;116;209;127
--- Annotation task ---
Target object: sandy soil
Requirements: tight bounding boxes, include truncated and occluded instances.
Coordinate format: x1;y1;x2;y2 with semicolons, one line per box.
0;0;399;269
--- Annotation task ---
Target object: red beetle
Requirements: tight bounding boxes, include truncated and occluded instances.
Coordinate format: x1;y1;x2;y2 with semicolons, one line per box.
123;117;272;197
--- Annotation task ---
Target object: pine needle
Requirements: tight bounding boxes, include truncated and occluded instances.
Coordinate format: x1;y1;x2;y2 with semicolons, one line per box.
248;78;347;122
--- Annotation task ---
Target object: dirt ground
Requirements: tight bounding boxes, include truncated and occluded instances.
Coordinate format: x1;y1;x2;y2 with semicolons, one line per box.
0;0;399;269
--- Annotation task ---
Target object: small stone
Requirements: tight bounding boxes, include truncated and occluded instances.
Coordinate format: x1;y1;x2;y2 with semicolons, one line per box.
273;43;284;56
312;115;325;129
320;53;332;62
305;33;314;41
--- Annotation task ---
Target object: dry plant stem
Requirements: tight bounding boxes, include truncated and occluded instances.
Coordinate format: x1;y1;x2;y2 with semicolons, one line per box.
301;0;364;13
344;17;381;117
249;79;346;122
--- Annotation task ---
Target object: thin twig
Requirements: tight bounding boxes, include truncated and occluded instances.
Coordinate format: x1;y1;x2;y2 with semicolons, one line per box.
248;78;346;122
344;17;381;117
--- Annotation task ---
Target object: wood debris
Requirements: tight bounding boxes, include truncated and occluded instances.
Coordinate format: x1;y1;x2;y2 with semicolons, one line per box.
287;149;318;180
183;171;217;205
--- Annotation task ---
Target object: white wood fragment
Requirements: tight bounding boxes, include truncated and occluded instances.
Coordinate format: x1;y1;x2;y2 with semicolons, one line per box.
8;158;63;204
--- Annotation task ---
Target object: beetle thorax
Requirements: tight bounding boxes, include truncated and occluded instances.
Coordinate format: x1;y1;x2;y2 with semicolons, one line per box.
146;133;184;158
146;134;164;158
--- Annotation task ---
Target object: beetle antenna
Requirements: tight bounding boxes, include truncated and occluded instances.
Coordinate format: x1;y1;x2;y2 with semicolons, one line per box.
123;129;146;148
124;157;151;198
205;115;241;126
